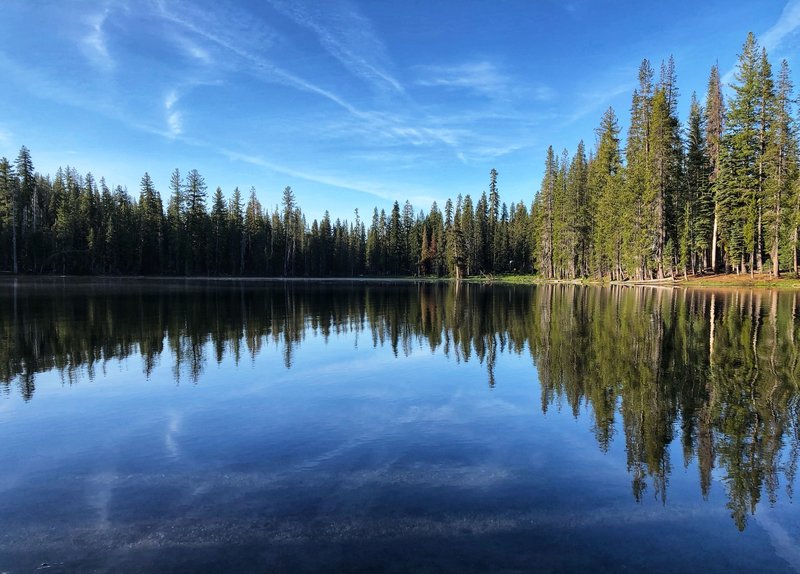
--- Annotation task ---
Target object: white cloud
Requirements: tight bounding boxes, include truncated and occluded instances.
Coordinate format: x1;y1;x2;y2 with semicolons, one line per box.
561;81;635;126
761;0;800;52
164;90;178;111
164;90;182;136
416;61;554;103
417;61;507;94
267;0;402;93
167;111;183;137
152;3;481;159
220;147;436;205
82;7;114;71
722;0;800;85
173;34;212;65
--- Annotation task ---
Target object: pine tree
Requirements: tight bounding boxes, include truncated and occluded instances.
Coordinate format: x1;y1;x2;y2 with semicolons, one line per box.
0;158;17;273
488;168;500;268
705;64;725;271
625;60;654;279
768;60;798;276
228;187;244;275
185;169;208;274
474;192;488;273
685;94;712;272
402;200;416;274
79;173;101;273
244;187;264;274
590;108;623;279
719;33;769;274
460;195;475;275
282;186;297;276
451;195;466;279
659;57;686;277
755;48;775;273
551;149;570;278
388;201;401;275
14;146;35;272
568;141;590;277
138;172;163;274
366;207;382;274
535;146;557;278
166;168;185;274
648;88;673;278
210;186;228;275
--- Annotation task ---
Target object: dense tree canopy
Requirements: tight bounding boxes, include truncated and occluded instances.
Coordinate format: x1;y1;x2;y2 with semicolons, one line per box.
533;34;800;280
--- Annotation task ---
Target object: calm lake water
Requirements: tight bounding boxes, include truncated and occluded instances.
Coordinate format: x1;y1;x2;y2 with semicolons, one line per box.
1;279;799;573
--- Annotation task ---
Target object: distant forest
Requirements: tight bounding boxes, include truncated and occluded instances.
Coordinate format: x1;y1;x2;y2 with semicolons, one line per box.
0;32;798;279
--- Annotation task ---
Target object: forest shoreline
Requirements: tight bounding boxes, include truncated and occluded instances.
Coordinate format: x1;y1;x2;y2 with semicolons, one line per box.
471;273;800;288
473;273;800;289
3;272;799;289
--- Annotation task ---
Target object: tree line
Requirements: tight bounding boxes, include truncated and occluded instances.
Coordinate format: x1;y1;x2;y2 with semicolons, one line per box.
0;32;797;279
533;33;799;280
0;148;534;277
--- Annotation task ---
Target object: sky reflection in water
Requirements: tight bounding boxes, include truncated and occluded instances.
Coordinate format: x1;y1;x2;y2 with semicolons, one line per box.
0;279;798;573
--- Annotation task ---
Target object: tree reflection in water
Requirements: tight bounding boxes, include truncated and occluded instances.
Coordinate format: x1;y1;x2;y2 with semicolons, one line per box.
1;279;798;530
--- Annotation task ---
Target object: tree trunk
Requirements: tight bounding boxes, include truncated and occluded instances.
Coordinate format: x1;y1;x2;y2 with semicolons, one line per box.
711;207;719;272
756;203;763;273
773;190;781;278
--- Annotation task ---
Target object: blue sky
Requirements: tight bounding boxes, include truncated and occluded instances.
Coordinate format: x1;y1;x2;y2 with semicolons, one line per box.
1;0;799;222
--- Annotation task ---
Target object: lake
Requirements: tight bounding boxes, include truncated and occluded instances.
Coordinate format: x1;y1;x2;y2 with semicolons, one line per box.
0;279;798;573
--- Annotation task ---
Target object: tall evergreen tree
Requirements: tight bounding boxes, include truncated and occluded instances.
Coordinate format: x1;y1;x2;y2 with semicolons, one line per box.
210;186;228;275
718;33;769;274
685;94;712;272
0;158;17;273
282;186;297;276
625;60;655;279
185;169;208;274
228;187;244;275
590;108;623;279
138;172;163;274
166;168;185;275
488;168;500;268
705;64;726;271
535;146;557;278
768;60;798;276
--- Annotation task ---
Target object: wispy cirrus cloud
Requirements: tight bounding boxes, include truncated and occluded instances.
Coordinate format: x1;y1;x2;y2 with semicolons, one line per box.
152;1;367;117
722;0;800;85
4;0;537;199
170;33;212;65
220;147;436;205
561;81;635;126
417;61;506;94
415;61;554;103
267;0;402;93
164;90;182;137
150;1;476;157
82;5;114;71
761;0;800;52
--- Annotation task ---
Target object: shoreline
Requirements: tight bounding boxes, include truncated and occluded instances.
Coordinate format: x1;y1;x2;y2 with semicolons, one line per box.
2;273;799;289
468;273;800;289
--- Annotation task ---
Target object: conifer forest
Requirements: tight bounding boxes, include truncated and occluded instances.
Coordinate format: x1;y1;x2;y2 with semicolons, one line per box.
1;33;798;280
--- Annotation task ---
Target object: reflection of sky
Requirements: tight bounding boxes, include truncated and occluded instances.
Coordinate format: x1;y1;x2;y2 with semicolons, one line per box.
0;324;798;573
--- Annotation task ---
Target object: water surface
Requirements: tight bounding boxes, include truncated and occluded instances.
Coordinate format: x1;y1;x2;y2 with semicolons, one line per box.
1;279;798;573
